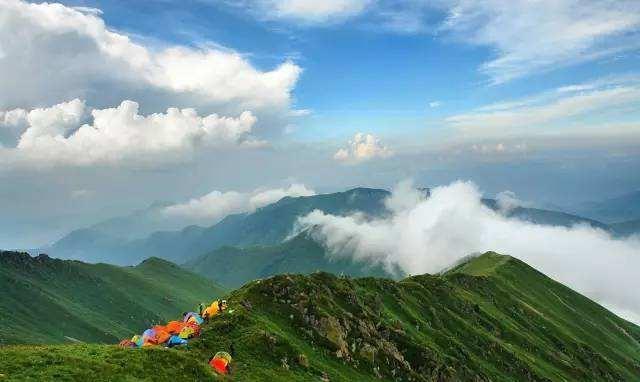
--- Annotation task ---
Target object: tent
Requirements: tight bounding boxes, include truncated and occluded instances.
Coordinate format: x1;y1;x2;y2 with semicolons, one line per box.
179;325;195;339
167;335;188;347
152;326;171;344
165;320;186;335
183;312;203;324
209;351;232;374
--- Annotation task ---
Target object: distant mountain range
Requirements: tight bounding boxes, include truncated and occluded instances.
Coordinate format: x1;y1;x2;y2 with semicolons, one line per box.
0;251;224;345
567;190;640;224
45;187;628;269
3;252;640;380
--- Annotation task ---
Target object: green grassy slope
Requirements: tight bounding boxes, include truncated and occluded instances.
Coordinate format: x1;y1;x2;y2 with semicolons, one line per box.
2;252;639;381
185;232;393;288
0;252;224;345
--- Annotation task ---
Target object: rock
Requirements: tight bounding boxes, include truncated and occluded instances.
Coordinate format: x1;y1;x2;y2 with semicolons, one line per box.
319;316;349;357
359;343;377;364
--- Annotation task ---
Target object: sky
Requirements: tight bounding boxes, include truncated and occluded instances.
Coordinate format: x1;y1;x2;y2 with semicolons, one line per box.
1;0;640;248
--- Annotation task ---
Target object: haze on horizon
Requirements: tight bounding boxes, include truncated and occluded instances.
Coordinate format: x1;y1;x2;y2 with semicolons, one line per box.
1;0;640;250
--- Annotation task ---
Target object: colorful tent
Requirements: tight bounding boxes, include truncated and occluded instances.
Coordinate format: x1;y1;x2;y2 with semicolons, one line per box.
179;325;195;339
209;351;232;374
152;326;171;344
165;320;186;335
119;302;213;349
167;335;188;347
131;335;143;347
183;312;203;324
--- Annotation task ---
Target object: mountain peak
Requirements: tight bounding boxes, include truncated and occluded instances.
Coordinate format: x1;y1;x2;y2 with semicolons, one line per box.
445;251;515;276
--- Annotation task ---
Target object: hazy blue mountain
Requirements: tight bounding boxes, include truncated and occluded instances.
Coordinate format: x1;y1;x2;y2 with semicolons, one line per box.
48;187;610;266
610;219;640;237
568;190;640;223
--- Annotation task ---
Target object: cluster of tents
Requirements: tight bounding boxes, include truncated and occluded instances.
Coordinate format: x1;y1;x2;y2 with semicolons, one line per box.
119;299;233;374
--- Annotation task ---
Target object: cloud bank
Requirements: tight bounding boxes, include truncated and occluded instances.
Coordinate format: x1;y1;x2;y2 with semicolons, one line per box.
298;180;640;323
447;77;640;131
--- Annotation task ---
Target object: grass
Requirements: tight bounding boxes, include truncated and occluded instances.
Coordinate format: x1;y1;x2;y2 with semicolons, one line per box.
2;251;640;381
0;252;224;345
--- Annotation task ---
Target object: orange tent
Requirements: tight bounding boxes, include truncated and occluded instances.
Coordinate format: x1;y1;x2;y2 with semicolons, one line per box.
165;320;187;335
209;352;232;374
152;325;171;344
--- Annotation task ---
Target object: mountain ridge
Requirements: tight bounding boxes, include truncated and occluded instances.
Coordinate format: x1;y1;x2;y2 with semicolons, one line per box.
2;252;639;381
46;187;613;266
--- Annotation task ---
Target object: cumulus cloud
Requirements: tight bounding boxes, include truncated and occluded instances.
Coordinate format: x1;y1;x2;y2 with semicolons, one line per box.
163;183;315;225
297;180;640;323
334;133;394;163
0;0;301;116
0;99;260;167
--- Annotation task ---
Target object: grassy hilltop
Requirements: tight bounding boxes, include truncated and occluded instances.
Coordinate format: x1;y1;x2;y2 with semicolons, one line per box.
1;252;639;381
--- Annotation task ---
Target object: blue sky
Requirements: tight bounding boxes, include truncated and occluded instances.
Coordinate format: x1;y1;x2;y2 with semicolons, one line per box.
1;0;640;247
52;0;640;142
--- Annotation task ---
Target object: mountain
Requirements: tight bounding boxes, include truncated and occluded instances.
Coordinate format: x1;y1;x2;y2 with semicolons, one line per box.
47;187;610;266
569;190;640;223
184;232;394;288
2;252;639;381
0;251;224;345
482;199;611;230
48;188;392;265
610;219;640;237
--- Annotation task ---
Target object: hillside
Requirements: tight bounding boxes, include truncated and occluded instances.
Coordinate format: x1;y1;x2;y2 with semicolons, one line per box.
47;187;609;266
0;251;224;345
2;252;640;381
185;232;394;288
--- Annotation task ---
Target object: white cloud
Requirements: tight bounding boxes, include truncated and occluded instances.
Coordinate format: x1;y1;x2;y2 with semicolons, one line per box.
163;183;315;225
239;0;372;23
0;0;301;116
441;0;640;84
1;99;260;167
297;180;640;323
495;190;528;213
447;79;640;131
249;183;316;210
334;133;394;163
428;101;441;108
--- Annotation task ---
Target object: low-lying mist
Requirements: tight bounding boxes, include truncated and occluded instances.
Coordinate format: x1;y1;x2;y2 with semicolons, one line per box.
297;180;640;323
